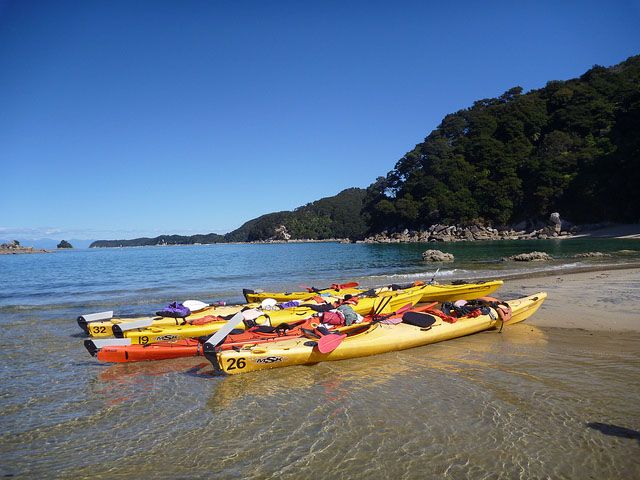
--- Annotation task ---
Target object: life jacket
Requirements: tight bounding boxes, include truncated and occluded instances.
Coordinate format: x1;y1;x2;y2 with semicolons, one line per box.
156;302;191;318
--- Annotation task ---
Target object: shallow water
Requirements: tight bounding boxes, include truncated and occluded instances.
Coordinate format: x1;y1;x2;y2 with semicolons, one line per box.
1;241;640;478
1;324;638;479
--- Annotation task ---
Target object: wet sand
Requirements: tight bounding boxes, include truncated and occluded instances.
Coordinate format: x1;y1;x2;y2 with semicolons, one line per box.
500;267;640;332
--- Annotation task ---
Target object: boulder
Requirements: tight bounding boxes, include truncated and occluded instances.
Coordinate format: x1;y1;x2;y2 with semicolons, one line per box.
502;251;552;262
574;251;611;258
422;249;454;262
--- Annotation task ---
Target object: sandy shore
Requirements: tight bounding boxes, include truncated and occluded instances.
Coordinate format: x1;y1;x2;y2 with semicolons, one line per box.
579;223;640;239
499;267;640;332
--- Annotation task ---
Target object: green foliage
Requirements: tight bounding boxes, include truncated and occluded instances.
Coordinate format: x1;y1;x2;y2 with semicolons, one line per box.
364;55;640;230
90;233;226;248
225;188;367;241
91;188;367;247
57;240;73;249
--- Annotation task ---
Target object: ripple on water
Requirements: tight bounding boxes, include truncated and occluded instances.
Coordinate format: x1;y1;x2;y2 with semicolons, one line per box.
1;322;640;479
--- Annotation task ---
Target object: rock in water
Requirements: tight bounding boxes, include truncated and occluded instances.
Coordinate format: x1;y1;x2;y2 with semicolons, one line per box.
422;249;454;262
502;251;552;262
574;251;611;258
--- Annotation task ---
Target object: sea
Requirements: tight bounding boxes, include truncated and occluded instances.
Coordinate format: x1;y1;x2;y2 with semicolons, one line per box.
1;238;639;478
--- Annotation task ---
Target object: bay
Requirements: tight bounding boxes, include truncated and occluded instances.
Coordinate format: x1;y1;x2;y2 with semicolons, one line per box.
1;238;639;478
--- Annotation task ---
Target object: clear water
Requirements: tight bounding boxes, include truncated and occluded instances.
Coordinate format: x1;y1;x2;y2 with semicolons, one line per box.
1;239;639;478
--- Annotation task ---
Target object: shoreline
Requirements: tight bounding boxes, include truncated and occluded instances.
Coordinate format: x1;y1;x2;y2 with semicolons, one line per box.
485;266;640;332
0;247;51;255
87;223;640;248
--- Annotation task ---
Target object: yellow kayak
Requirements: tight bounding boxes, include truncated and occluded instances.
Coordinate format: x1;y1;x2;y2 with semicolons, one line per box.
206;292;546;375
113;287;425;345
243;281;361;303
79;304;249;338
243;280;503;303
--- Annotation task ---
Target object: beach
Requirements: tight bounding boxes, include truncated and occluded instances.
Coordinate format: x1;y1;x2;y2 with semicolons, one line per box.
499;267;640;332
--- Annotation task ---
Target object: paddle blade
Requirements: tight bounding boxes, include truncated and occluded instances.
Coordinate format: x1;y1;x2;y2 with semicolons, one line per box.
242;308;263;321
78;311;114;323
317;333;347;354
182;300;209;312
394;303;414;315
115;318;155;332
204;311;246;348
380;317;403;325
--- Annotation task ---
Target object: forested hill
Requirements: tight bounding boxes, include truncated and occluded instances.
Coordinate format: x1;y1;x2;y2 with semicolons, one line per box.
224;188;367;242
90;188;367;247
91;55;639;248
364;55;640;231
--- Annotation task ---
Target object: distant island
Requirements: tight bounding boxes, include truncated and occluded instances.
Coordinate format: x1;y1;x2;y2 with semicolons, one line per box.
0;240;50;255
57;240;73;249
91;55;640;248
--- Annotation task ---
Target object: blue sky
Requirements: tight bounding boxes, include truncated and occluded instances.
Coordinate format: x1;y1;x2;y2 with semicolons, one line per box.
2;0;639;241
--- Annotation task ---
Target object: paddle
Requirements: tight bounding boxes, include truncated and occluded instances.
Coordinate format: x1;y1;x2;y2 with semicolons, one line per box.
182;300;227;312
317;333;347;353
377;302;414;324
428;268;441;285
112;318;155;334
202;309;261;373
315;301;417;354
78;311;114;323
301;281;359;293
204;309;261;349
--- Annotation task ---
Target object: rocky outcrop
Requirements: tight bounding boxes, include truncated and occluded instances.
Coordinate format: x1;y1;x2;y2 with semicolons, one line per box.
272;225;291;241
574;251;611;258
0;240;49;255
502;251;552;262
362;222;573;244
57;240;73;249
421;249;454;262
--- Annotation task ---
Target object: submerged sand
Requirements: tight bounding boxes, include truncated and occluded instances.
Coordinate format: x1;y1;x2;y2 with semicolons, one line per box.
499;267;640;332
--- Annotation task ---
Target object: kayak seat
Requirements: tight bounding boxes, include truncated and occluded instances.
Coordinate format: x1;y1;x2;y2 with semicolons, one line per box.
402;312;437;328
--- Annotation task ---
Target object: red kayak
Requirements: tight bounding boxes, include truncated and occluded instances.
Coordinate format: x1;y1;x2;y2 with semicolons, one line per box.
85;303;436;363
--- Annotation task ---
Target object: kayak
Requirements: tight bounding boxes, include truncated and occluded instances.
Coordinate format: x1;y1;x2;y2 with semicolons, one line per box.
78;303;248;337
243;281;361;303
243;280;504;303
112;287;425;345
86;338;206;363
81;295;344;338
79;280;502;338
84;304;436;363
204;292;547;375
